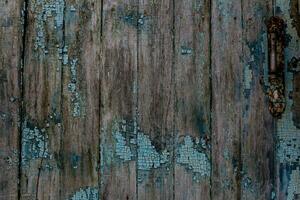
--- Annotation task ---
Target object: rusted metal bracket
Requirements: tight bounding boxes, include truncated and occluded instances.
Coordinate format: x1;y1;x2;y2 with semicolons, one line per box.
267;16;286;118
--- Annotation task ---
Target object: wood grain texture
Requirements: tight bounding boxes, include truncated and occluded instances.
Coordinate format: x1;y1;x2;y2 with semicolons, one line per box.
174;0;211;199
137;0;174;199
211;0;243;199
241;1;276;199
0;1;23;199
20;0;64;199
1;0;300;199
100;0;137;199
60;0;101;198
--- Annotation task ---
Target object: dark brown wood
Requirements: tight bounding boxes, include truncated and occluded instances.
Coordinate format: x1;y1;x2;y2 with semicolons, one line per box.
137;0;174;199
60;0;101;198
100;0;137;199
211;0;243;199
0;1;23;199
0;0;300;199
174;0;211;199
20;0;65;199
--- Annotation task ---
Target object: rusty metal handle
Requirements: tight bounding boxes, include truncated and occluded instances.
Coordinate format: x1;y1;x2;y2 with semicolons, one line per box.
267;16;286;118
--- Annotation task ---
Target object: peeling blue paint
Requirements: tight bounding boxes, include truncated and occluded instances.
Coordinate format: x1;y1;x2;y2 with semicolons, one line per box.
68;58;82;117
137;132;170;170
176;136;211;179
287;168;300;200
58;45;69;65
116;7;150;32
181;46;192;55
106;119;211;183
69;187;99;200
71;153;80;169
275;0;300;199
21;120;50;166
242;176;254;193
245;32;268;97
244;64;253;95
114;131;133;161
31;0;65;53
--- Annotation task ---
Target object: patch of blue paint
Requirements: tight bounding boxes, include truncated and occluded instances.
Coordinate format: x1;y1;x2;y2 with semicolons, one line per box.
245;32;268;92
287;168;300;200
21;120;50;166
242;176;254;193
31;0;65;53
244;64;253;97
114;131;133;161
117;7;150;31
137;132;170;170
71;153;80;169
68;58;82;117
176;136;210;178
69;187;98;200
181;46;192;55
271;190;276;200
274;1;300;198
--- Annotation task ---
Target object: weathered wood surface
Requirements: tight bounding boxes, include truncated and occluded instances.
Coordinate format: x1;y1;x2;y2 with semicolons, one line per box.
137;0;174;199
211;0;243;199
0;1;23;200
241;1;276;199
100;0;137;199
61;0;101;199
0;0;300;199
174;0;211;199
20;0;64;199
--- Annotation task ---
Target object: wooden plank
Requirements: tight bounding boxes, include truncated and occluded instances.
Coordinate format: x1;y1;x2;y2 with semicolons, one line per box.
211;0;243;199
20;0;65;199
274;0;300;199
99;0;137;199
0;1;23;200
60;0;101;199
137;0;174;199
173;0;211;199
241;1;276;199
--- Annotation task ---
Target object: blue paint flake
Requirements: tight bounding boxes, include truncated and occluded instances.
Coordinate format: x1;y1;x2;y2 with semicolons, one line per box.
114;131;133;161
69;187;99;200
117;8;150;31
176;136;211;178
181;46;192;55
21;120;50;166
31;0;65;53
108;119;211;182
274;1;300;199
137;132;170;170
71;153;80;169
68;58;82;117
277;58;300;165
287;168;300;200
244;64;253;95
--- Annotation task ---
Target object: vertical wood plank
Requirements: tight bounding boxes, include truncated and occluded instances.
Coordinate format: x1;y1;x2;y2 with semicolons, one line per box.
100;0;137;199
61;0;101;198
21;0;65;199
241;1;276;199
211;0;243;199
274;0;300;199
137;0;174;199
0;1;23;200
174;0;211;199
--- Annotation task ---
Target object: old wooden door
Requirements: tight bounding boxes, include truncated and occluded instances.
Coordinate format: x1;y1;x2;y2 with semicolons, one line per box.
0;0;300;199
